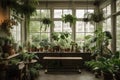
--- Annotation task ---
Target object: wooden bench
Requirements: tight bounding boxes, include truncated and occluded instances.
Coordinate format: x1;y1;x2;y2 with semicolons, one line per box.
43;56;83;73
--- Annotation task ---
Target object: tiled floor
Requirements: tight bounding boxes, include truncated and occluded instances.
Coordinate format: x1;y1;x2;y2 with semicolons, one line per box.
37;69;103;80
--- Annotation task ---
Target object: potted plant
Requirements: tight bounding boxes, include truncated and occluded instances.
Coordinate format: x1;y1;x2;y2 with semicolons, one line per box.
29;63;42;80
51;32;70;52
41;17;52;31
39;39;50;52
85;57;114;80
62;14;76;27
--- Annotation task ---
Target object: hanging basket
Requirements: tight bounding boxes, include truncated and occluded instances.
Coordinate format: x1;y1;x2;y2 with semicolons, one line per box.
41;17;52;31
62;14;76;27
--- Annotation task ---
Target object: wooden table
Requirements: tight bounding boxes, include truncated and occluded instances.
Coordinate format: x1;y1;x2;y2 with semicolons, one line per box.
43;57;83;73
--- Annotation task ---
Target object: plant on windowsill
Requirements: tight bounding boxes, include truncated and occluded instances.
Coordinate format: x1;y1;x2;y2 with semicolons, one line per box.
62;14;77;27
41;17;52;31
39;39;50;52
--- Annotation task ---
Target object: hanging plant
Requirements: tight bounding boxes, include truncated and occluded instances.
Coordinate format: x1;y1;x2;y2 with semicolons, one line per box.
83;11;104;23
42;18;52;25
90;11;104;23
0;0;38;17
41;17;52;31
62;14;76;27
82;12;91;22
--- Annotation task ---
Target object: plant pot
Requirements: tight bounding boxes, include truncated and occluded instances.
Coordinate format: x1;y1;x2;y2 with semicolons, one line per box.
103;72;114;80
39;47;43;52
114;71;120;80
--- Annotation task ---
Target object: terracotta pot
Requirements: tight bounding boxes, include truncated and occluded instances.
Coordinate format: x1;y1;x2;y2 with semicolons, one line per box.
39;47;43;52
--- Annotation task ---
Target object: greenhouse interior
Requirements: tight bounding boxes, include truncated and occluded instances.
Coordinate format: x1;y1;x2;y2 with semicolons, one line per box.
0;0;120;80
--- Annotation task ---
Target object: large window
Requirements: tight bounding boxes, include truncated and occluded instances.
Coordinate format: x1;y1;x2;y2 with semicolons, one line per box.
75;9;94;43
29;9;51;45
116;15;120;51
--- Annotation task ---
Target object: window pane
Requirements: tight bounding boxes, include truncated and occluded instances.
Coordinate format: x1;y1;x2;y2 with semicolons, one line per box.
103;5;111;17
29;21;40;32
76;21;84;32
106;18;111;32
54;21;62;32
76;9;94;18
85;33;94;37
63;9;72;15
116;0;120;12
40;24;50;32
103;20;107;31
85;22;94;32
103;8;107;17
41;33;50;40
41;9;50;18
76;9;84;18
63;23;72;32
117;15;120;50
30;33;40;43
76;33;85;43
31;9;41;18
106;5;111;16
11;22;21;44
54;9;62;18
103;18;111;32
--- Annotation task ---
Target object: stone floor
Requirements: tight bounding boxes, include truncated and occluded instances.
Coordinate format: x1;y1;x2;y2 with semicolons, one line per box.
37;69;103;80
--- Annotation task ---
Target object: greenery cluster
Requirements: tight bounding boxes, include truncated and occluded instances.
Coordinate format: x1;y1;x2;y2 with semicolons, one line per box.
0;19;17;36
83;11;104;23
41;17;52;31
85;51;120;76
51;32;70;41
0;0;38;17
62;14;76;27
42;17;52;25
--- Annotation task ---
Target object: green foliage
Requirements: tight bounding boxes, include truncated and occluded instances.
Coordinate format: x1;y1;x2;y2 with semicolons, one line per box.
0;0;38;17
39;39;50;48
83;10;104;23
85;57;114;73
42;17;52;25
9;58;21;65
41;17;53;31
90;11;104;23
20;52;36;61
62;14;76;27
51;32;70;41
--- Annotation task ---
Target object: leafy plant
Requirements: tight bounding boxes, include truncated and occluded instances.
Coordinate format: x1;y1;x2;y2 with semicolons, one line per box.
0;0;38;17
29;63;42;79
83;10;104;23
62;14;76;27
41;17;52;31
42;17;52;25
39;39;50;48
